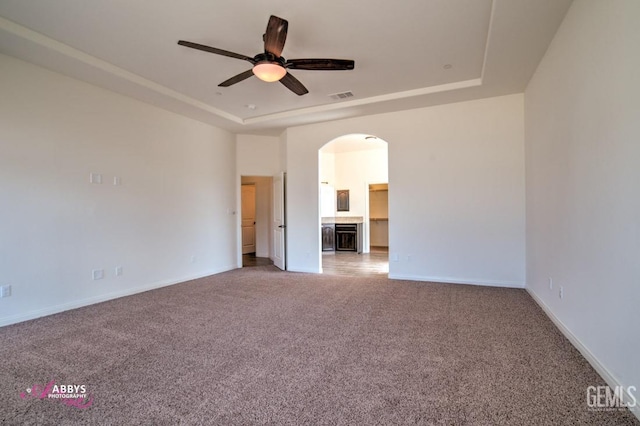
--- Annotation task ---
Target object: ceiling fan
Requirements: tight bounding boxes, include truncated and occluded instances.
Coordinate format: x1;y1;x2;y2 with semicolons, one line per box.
178;15;355;96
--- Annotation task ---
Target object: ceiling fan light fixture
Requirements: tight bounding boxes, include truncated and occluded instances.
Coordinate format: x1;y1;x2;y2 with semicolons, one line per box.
178;15;354;95
252;62;286;82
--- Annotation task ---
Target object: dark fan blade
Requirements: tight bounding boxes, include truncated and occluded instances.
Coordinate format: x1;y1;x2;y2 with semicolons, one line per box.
218;69;255;87
263;15;288;57
178;40;255;63
286;58;355;70
279;72;308;96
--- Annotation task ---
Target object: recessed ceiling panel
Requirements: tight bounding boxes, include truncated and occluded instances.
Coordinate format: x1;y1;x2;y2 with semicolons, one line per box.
0;0;573;133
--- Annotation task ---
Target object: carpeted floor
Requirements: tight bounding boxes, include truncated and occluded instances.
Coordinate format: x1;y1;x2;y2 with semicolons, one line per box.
0;266;637;425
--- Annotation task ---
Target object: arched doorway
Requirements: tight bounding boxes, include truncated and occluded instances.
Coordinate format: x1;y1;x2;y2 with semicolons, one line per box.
319;134;389;276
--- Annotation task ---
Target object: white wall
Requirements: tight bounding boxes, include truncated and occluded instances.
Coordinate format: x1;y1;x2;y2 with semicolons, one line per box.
236;134;281;176
319;152;336;218
0;54;237;326
320;183;335;218
333;149;388;218
319;147;388;219
236;134;281;264
525;0;640;408
319;151;336;185
285;94;525;286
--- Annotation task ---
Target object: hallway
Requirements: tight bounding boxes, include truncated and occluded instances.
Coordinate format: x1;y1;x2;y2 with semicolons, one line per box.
243;248;389;277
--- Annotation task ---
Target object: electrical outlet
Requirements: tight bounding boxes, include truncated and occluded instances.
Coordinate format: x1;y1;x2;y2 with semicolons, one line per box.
549;277;553;290
0;285;11;298
391;254;399;262
92;269;104;280
559;285;564;299
115;266;123;277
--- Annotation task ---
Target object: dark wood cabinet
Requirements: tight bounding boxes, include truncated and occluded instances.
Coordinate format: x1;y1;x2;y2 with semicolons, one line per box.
322;224;335;251
322;221;362;253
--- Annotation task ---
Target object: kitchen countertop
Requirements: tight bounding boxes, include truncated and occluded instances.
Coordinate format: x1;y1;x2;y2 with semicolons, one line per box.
321;216;363;224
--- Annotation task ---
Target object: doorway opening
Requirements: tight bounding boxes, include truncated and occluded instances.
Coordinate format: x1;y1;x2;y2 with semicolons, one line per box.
319;134;389;276
240;176;274;268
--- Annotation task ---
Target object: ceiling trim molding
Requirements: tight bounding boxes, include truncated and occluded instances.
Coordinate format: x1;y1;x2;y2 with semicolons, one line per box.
1;0;573;134
479;0;496;81
242;78;483;125
1;7;492;129
0;16;242;124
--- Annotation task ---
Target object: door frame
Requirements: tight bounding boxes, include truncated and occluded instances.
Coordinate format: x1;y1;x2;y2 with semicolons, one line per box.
237;175;277;268
272;172;287;270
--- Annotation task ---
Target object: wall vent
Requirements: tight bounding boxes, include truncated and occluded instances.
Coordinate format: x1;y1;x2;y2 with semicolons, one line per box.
329;91;354;100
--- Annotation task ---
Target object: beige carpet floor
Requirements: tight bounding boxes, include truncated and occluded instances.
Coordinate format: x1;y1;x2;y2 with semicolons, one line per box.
0;266;637;425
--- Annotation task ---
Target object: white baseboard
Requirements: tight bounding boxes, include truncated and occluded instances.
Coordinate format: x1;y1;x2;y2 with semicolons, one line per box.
526;287;640;421
388;273;524;289
0;265;236;327
287;267;321;274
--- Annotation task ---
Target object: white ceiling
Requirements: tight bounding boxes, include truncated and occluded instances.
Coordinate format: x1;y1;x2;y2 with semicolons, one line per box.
0;0;573;136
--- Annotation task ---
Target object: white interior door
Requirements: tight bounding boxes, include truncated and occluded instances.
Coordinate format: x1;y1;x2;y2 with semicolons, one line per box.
241;184;256;254
272;172;286;270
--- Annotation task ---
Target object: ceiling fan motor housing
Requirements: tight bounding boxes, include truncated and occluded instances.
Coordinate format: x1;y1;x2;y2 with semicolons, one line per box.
254;52;285;66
